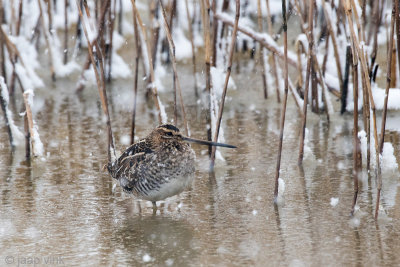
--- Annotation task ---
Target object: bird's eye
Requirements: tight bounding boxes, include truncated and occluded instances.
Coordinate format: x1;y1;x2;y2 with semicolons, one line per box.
166;132;173;136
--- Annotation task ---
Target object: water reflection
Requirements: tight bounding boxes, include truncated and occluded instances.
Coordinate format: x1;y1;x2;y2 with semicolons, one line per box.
111;215;196;266
0;60;399;266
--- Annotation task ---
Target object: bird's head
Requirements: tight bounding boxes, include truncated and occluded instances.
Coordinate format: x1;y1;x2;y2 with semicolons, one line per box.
150;124;237;149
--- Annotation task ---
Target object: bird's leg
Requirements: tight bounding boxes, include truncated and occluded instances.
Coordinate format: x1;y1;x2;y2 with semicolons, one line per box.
152;201;157;214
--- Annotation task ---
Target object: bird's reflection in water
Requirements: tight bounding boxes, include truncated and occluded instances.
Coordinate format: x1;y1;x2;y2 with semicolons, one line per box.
112;215;197;265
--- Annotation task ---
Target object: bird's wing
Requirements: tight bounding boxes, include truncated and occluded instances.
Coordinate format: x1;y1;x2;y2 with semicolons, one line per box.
113;140;154;192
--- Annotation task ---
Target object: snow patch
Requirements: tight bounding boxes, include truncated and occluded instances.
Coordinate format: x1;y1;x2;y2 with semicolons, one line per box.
0;76;24;145
358;130;398;171
120;135;130;146
142;254;152;263
157;97;168;124
330;197;339;207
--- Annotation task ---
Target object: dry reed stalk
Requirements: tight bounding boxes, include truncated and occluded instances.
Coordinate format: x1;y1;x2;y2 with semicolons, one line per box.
38;0;56;81
10;0;16;30
45;0;53;33
266;0;281;103
150;1;160;72
117;0;123;34
379;2;396;152
31;17;42;50
211;0;218;67
75;1;111;92
82;0;108;89
16;0;23;35
131;0;162;124
350;47;359;216
257;0;268;99
287;79;303;114
184;0;198;97
368;0;381;74
397;0;400;86
162;1;176;124
375;1;397;219
341;46;351;114
350;0;365;42
0;80;13;148
22;92;37;157
298;0;314;165
200;0;213;153
0;1;5;85
0;27;35;87
341;0;381;218
293;0;328;117
321;32;330;75
315;63;330;121
274;0;289;200
158;0;189;136
214;13;298;68
130;0;140;145
95;0;99;21
361;73;371;170
83;0;113;143
8;0;23;95
361;0;366;28
75;0;83;50
210;0;240;170
390;43;396;88
311;59;319;113
163;0;176;71
343;0;379;160
64;0;69;64
274;1;293;41
295;39;305;93
106;0;117;82
24;113;30;158
76;0;116;162
11;73;30;157
167;0;176;43
321;1;344;93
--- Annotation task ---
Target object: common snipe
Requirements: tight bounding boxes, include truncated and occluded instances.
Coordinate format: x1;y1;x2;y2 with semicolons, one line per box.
107;124;236;211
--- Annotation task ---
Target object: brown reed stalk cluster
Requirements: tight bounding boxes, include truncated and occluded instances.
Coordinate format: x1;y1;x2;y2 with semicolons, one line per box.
0;0;398;219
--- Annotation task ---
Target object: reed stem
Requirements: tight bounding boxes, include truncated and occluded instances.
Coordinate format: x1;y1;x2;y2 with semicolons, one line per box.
257;0;268;99
159;0;189;136
274;0;289;200
298;0;314;165
350;47;359;216
76;0;116;162
200;0;212;155
184;0;198;97
210;0;240;170
131;0;162;123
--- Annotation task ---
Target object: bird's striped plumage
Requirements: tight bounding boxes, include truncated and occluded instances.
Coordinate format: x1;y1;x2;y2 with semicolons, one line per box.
107;124;195;202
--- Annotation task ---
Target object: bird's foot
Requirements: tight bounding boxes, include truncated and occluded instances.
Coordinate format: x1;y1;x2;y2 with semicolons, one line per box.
152;201;157;215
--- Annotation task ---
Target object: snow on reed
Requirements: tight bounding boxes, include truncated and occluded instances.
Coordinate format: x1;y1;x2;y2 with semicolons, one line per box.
358;130;398;171
24;90;44;157
0;77;24;145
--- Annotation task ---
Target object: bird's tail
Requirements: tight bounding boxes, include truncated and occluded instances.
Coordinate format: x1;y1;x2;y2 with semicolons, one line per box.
105;161;118;180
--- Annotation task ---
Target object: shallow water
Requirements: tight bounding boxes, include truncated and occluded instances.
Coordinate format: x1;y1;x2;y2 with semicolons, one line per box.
0;58;400;267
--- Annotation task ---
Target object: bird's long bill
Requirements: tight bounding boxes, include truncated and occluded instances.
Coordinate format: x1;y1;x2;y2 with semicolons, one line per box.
183;137;237;148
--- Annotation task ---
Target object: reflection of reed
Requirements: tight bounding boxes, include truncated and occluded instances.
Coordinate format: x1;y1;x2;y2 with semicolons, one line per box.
0;0;398;222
